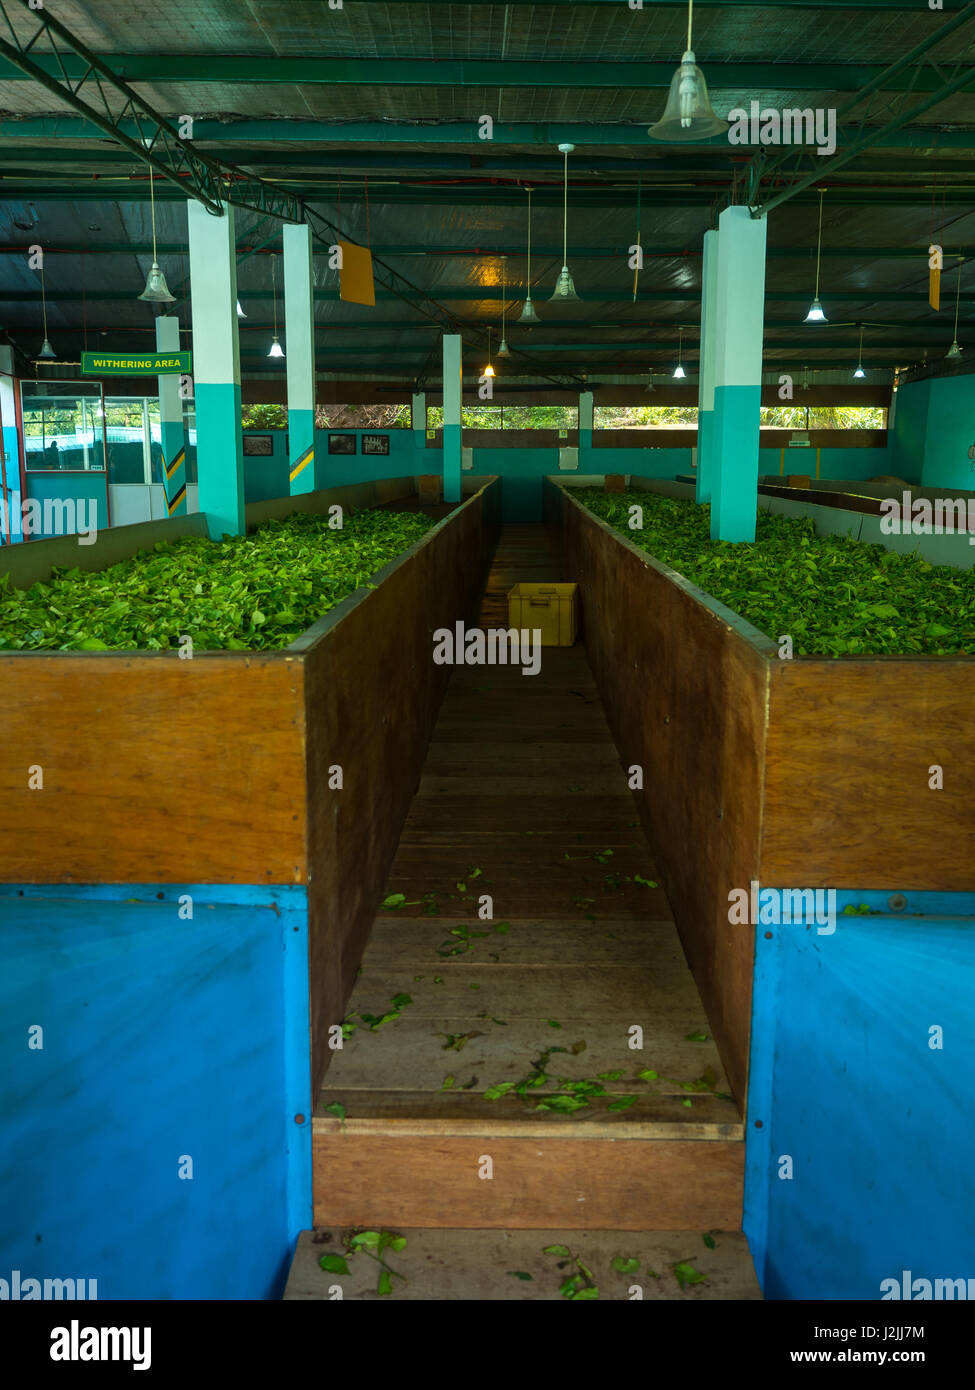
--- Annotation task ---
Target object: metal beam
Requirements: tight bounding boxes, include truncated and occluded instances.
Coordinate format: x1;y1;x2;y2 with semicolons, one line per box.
0;0;303;221
1;55;972;94
743;2;975;213
2;243;972;263
2;118;973;149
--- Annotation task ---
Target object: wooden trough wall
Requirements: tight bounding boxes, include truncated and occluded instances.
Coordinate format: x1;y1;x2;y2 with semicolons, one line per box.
0;476;501;1093
545;479;975;1106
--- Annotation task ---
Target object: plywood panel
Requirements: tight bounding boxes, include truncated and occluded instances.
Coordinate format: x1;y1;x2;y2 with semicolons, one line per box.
554;484;769;1106
763;658;975;890
313;1133;744;1230
0;654;306;884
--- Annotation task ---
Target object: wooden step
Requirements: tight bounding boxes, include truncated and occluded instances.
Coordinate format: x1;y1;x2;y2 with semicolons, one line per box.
284;1226;762;1300
311;1127;744;1230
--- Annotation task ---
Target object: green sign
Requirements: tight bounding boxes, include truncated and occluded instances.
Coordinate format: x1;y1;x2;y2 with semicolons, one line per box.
81;351;191;376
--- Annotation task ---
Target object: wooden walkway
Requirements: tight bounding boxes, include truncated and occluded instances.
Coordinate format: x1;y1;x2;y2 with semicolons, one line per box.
315;524;746;1242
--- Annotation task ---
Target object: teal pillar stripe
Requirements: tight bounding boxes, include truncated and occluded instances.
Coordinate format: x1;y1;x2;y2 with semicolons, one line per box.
288;408;316;495
443;423;462;503
709;385;762;542
1;426;22;542
696;408;715;504
160;420;187;516
195;383;244;539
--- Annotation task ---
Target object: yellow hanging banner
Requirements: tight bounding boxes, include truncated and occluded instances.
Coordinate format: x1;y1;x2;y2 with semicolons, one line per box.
929;264;940;311
339;241;376;307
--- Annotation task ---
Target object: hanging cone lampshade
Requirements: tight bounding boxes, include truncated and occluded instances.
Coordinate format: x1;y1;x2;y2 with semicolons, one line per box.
236;300;247;318
549;145;580;302
648;2;726;141
37;262;56;358
673;327;686;379
853;325;865;378
804;189;828;323
519;185;540;324
498;257;510;355
268;253;285;359
139;261;176;303
138;165;176;303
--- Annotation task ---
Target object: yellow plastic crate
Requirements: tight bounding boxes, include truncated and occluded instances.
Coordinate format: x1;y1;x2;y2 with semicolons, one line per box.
507;582;578;646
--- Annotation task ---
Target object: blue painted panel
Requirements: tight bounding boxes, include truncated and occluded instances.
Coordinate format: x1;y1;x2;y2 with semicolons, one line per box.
0;887;311;1300
22;472;109;539
745;889;975;1301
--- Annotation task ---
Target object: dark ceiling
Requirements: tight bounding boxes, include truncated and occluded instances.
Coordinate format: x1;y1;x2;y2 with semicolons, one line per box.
0;0;973;384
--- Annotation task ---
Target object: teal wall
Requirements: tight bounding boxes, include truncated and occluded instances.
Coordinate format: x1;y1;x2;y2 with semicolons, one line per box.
758;446;893;483
21;472;110;539
888;375;975;490
237;429;895;520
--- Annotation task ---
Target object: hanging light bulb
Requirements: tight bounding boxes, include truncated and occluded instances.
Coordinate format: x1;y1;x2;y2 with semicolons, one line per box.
673;327;686;379
236;300;247;318
549;145;580;302
138;164;176;303
853;324;865;377
498;257;510;355
804;189;828;323
268;253;285;359
519;186;540;324
946;257;964;358
648;0;727;141
483;326;495;378
37;259;56;358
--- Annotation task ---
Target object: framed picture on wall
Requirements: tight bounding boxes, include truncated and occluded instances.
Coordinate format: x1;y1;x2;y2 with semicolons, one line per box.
361;432;390;456
243;433;274;457
327;433;357;455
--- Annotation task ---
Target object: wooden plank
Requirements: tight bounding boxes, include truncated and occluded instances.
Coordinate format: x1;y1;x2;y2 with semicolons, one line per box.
319;1016;727;1098
312;1133;744;1229
285;1226;762;1300
763;658;975;890
0;654;307;884
364;915;685;964
315;1092;740;1138
555;486;768;1107
345;963;708;1018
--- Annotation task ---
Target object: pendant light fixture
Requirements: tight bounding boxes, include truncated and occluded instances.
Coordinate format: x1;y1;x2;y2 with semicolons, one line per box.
37;260;56;358
498;257;510;356
853;324;865;378
804;188;828;323
648;0;727;141
549;145;580;302
268;253;285;358
236;300;247;318
673;326;686;379
483;327;496;378
519;185;540;324
946;257;963;358
646;370;656;393
138;164;176;303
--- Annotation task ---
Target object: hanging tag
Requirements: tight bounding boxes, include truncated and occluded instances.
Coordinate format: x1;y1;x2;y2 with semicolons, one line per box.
339;241;376;306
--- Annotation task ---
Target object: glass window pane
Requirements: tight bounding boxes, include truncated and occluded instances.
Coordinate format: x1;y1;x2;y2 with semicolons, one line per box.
104;396;148;484
21;382;106;472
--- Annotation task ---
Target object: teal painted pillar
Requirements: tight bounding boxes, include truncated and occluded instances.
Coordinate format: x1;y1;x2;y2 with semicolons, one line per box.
442;335;461;503
0;344;23;543
412;390;427;471
156;316;187;517
579;390;594;465
696;229;718;505
284;223;316;494
187;198;244;538
710;206;767;542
